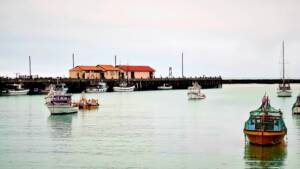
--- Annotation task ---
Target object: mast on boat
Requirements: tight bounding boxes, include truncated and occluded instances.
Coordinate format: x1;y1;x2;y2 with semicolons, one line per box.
282;40;285;85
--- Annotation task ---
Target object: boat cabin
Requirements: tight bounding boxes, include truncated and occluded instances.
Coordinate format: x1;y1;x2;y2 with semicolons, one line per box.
51;95;72;104
279;83;291;90
245;107;286;132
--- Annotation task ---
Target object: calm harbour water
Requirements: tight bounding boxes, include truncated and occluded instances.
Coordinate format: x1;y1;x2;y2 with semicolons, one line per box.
1;84;300;169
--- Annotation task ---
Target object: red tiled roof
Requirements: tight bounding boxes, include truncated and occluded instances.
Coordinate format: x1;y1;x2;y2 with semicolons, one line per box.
69;66;104;71
118;65;155;72
97;65;119;71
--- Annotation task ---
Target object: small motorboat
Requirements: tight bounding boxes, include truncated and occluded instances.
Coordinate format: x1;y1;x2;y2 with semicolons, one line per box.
47;94;78;115
28;88;43;95
73;92;99;110
86;82;108;93
113;82;135;92
244;95;287;145
2;84;29;96
158;83;172;90
292;94;300;114
187;82;206;99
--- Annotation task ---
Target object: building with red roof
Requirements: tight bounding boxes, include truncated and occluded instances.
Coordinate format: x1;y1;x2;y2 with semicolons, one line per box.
69;64;155;80
118;65;155;79
96;65;120;79
69;65;104;79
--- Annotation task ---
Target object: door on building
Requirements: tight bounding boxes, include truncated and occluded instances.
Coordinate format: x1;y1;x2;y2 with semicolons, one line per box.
100;72;105;79
131;72;135;79
150;72;153;79
120;72;124;79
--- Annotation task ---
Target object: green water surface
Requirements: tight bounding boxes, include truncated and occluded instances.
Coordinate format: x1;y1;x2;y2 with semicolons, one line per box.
0;84;300;169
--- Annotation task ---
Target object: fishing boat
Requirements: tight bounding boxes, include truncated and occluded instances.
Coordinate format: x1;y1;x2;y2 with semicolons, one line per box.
292;94;300;114
1;84;29;96
73;92;99;110
45;84;66;104
113;81;135;92
244;95;287;145
47;94;78;115
86;82;108;93
277;41;292;97
158;83;173;90
187;82;206;99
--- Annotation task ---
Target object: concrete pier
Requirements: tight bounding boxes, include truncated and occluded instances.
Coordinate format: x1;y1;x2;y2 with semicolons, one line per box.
0;76;222;93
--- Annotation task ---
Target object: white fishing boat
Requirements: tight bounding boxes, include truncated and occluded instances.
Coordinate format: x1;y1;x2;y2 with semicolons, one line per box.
277;41;292;97
113;82;135;92
292;94;300;114
86;82;108;93
2;84;29;96
45;84;67;104
47;94;78;115
158;83;173;90
187;82;206;99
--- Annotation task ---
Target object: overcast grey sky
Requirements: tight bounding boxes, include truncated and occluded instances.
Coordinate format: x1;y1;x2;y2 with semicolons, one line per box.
1;0;300;78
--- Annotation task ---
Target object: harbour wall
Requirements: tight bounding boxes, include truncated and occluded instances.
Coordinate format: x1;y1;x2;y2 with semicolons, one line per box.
0;77;222;93
223;79;300;84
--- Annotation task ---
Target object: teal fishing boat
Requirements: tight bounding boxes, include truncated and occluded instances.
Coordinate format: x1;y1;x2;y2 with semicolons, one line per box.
244;96;287;145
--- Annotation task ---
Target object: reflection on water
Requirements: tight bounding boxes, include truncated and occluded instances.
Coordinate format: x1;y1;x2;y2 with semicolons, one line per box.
292;114;300;127
244;143;287;168
47;114;75;139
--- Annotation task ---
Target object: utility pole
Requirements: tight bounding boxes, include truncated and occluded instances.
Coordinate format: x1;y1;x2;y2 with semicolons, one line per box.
72;53;75;68
169;67;172;77
114;55;117;67
29;56;32;78
181;52;184;78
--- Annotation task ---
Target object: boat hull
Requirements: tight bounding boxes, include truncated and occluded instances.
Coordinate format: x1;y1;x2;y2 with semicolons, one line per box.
113;86;135;92
293;106;300;114
188;93;206;100
47;105;78;115
277;90;292;97
86;88;107;93
157;86;172;90
244;129;286;145
79;105;99;110
3;89;30;96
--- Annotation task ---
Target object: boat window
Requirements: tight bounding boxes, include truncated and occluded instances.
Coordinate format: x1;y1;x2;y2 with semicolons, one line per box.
264;119;274;131
255;119;262;130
